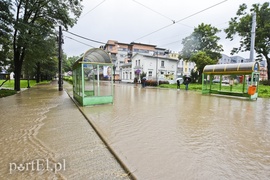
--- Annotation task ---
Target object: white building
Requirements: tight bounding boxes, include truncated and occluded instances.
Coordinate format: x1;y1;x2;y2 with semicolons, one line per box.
120;53;179;83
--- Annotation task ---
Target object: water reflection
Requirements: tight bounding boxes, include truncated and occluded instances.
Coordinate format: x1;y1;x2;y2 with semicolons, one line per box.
82;84;270;179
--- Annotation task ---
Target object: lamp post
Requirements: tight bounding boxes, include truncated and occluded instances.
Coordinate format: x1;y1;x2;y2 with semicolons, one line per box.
113;65;116;83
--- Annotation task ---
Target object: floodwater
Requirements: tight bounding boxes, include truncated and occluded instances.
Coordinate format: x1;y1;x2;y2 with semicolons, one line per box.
0;84;130;179
81;83;270;179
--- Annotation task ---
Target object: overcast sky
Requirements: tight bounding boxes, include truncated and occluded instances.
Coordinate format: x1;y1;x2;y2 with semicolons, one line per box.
62;0;266;58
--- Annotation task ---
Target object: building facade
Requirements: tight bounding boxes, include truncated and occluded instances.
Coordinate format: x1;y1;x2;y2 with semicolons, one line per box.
120;53;179;83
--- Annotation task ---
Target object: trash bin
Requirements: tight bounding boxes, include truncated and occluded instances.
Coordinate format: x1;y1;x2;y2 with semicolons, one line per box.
248;85;256;95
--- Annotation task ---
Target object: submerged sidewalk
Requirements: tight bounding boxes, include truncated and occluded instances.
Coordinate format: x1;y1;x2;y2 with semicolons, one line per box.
0;81;131;179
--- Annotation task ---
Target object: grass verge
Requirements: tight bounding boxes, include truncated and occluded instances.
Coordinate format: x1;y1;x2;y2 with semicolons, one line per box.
0;80;51;98
159;83;270;98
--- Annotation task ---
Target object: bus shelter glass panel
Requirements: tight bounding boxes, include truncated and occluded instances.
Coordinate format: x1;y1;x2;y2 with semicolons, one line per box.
73;65;82;97
83;64;95;97
83;64;113;97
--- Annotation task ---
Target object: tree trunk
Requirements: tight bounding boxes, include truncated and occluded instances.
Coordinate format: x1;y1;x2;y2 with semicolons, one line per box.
266;58;270;81
36;62;40;83
14;50;23;91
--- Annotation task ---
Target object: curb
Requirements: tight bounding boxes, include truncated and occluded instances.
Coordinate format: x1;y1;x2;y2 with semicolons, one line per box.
64;89;137;180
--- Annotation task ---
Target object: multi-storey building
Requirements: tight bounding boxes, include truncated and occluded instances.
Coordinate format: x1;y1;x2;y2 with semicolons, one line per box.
103;40;183;83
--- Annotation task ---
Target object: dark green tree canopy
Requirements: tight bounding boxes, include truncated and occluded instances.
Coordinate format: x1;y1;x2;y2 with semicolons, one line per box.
181;23;223;83
181;23;223;61
0;0;13;67
8;0;83;90
224;2;270;80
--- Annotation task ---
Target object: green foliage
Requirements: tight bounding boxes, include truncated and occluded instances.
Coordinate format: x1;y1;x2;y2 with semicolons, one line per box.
260;80;270;86
0;89;17;98
63;55;79;72
190;51;217;83
181;23;223;83
7;0;83;90
0;80;46;89
190;69;199;83
160;82;270;98
224;2;270;80
63;76;73;84
140;71;147;80
181;23;223;61
0;0;13;67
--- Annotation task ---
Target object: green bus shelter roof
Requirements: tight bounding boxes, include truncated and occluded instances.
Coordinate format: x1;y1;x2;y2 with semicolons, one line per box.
203;62;260;75
73;48;112;69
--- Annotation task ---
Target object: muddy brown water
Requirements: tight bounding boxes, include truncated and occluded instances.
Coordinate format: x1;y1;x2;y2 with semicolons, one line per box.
81;83;270;179
0;84;130;180
1;82;270;179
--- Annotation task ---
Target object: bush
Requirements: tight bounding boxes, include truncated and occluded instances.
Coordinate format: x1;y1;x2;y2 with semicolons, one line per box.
146;80;157;86
0;89;17;98
260;80;270;86
63;76;73;84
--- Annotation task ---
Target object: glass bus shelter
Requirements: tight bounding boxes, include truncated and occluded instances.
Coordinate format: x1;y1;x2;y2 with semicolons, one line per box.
202;62;260;100
72;48;114;106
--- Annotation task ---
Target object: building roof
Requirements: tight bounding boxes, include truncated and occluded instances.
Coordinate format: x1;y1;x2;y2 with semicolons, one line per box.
203;62;260;75
72;48;112;69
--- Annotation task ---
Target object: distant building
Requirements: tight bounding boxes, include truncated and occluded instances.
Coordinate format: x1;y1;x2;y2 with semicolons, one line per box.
120;53;179;83
218;53;268;80
103;40;186;82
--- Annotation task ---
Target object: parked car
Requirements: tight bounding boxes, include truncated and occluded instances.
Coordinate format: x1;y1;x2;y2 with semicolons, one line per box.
222;79;229;84
212;79;220;83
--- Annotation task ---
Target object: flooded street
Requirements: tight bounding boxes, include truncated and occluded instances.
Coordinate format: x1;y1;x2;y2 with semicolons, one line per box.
0;83;130;180
81;84;270;179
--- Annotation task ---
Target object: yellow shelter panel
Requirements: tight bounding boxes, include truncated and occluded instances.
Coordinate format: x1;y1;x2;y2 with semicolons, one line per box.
203;62;260;75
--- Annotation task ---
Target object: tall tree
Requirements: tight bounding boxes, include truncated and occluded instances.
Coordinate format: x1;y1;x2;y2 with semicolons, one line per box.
0;0;13;68
10;0;82;91
24;36;58;83
181;23;223;82
63;55;79;72
224;2;270;80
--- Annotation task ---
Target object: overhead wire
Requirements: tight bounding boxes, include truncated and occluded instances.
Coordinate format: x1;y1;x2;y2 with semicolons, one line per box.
132;0;175;23
63;30;106;44
64;36;95;48
133;0;228;41
80;0;106;18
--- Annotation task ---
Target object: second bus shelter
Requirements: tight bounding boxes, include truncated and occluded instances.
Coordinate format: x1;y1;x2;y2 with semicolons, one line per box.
202;62;260;100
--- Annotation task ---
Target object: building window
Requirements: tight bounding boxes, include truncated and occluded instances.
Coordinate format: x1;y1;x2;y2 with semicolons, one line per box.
161;61;165;67
138;59;140;66
148;71;152;77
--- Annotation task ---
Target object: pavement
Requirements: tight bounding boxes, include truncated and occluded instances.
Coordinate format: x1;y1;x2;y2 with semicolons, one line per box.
0;80;133;180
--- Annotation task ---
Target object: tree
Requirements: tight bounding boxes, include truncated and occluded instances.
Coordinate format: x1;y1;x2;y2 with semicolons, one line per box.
9;0;82;91
24;36;58;83
181;23;223;82
63;55;79;73
225;2;270;80
0;0;13;68
190;51;217;82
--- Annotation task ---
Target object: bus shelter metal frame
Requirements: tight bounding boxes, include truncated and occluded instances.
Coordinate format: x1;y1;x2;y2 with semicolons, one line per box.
202;62;260;100
72;48;114;106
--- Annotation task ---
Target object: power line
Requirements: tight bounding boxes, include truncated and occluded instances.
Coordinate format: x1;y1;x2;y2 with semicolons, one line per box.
133;0;228;41
63;30;106;44
64;36;95;48
132;0;175;23
81;0;106;18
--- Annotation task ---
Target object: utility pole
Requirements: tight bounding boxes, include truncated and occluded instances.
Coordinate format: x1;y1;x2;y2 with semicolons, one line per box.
249;13;256;62
58;26;63;91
